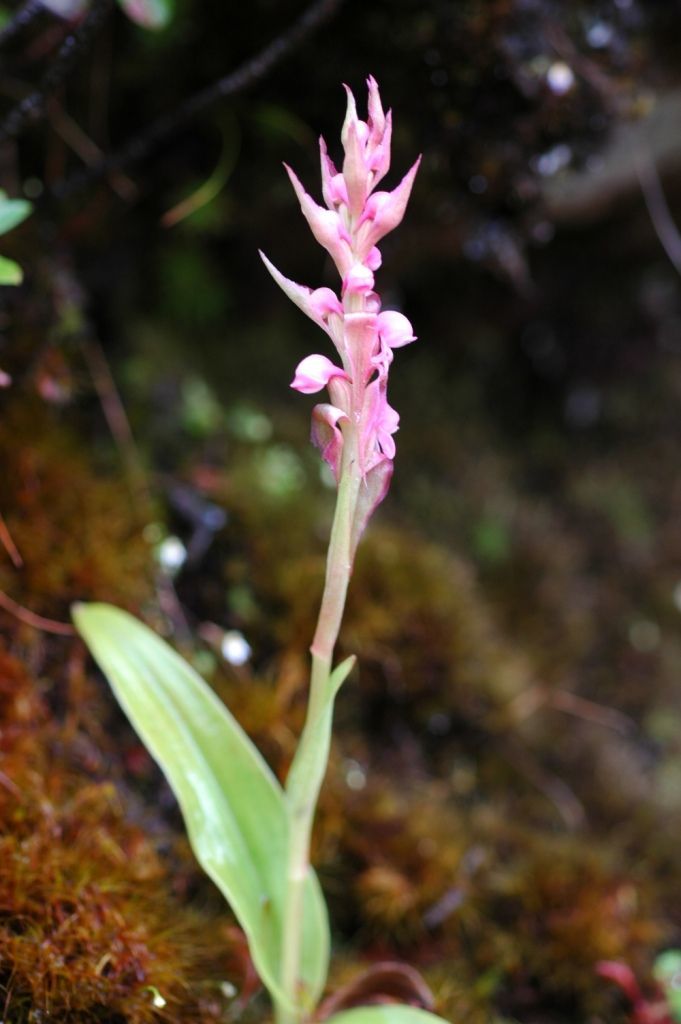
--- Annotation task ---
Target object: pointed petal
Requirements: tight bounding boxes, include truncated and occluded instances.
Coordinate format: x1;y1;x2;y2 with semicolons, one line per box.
291;354;348;394
341;84;358;148
259;251;329;332
366;75;386;142
284;164;352;274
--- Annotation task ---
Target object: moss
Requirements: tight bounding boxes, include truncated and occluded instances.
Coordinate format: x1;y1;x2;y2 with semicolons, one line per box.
0;644;245;1024
0;398;154;619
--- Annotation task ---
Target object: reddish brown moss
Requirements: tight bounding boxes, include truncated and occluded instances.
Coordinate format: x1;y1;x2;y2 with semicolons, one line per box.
0;399;153;620
0;640;244;1023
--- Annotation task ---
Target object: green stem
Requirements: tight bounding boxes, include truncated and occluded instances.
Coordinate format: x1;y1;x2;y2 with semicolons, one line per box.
278;450;361;1024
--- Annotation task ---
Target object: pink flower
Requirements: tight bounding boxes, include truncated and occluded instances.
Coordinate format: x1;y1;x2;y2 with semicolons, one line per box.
377;310;416;349
291;354;348;395
261;77;418;532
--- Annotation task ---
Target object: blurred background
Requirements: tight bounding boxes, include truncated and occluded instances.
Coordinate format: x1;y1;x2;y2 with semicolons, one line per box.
1;1;681;1022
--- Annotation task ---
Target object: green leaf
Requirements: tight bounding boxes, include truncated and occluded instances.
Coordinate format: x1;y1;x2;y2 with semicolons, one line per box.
72;602;329;1014
0;193;31;236
0;255;23;285
286;655;355;813
117;0;173;29
327;1007;451;1024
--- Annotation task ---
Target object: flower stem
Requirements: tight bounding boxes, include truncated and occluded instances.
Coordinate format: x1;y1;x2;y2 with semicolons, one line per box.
278;450;361;1024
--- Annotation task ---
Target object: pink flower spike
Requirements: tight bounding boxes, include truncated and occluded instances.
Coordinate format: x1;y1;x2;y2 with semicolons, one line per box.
284;164;353;274
291;354;348;394
377;310;416;348
261;77;418;525
311;403;348;481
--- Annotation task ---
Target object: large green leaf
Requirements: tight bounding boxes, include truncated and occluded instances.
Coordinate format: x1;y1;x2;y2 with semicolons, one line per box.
72;602;329;1014
285;654;355;813
327;1008;451;1024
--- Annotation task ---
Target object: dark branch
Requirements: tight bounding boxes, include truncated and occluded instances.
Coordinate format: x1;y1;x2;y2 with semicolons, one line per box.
51;0;344;201
0;0;114;140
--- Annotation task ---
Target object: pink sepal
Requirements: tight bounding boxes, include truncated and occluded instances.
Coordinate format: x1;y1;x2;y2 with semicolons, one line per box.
311;403;348;481
363;377;400;468
343;312;379;386
350;456;393;559
291;354;348;394
368;128;392;185
366;247;382;271
356;156;421;255
341;83;358;149
259;252;341;333
366;75;386;143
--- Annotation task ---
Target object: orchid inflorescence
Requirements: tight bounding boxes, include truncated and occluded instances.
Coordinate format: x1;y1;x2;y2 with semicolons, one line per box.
261;76;420;533
75;78;447;1024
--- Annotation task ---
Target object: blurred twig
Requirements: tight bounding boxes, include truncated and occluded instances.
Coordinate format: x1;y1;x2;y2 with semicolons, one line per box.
0;0;115;140
80;334;149;503
51;0;344;200
0;588;75;635
48;98;137;199
0;513;23;568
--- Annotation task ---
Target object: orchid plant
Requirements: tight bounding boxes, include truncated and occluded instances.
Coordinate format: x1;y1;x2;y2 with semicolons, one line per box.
74;79;448;1024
